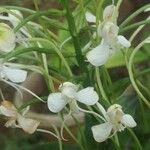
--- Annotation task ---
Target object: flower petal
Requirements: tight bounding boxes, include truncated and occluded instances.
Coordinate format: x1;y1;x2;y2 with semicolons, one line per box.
121;114;137;128
85;12;96;23
0;100;17;117
76;87;99;105
91;122;112;142
86;43;110;66
17;115;40;134
117;35;131;48
47;93;67;113
0;105;17;117
0;23;16;52
2;66;27;83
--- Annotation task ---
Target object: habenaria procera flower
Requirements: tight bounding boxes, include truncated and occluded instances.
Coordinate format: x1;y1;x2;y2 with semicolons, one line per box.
0;100;40;134
86;5;131;66
91;104;137;142
47;82;99;113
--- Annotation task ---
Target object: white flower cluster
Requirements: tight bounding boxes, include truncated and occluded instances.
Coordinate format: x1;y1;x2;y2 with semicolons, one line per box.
47;81;137;142
0;4;137;143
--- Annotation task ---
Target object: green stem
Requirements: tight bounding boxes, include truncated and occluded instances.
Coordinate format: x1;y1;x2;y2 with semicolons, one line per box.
113;134;121;150
7;38;73;78
96;0;104;24
120;19;150;34
95;67;110;104
13;9;66;32
60;0;88;75
119;4;150;28
71;114;88;150
59;113;85;150
128;38;150;108
127;128;143;150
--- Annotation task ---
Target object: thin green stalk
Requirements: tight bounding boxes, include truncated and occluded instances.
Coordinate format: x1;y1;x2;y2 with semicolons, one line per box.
52;124;63;150
60;0;89;78
120;19;150;34
127;128;143;150
119;4;150;28
13;9;66;32
34;0;55;92
137;80;150;98
59;113;85;150
116;0;123;9
64;107;87;149
10;38;73;78
128;38;150;108
95;67;110;104
111;134;121;150
71;114;88;150
96;0;104;24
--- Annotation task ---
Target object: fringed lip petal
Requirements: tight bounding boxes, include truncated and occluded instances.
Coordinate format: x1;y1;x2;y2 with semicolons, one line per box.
86;43;109;66
121;114;137;128
47;92;67;113
91;122;112;142
76;87;99;105
2;66;27;83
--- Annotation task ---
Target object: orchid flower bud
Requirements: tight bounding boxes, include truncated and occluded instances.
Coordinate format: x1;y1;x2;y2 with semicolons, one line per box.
0;23;16;52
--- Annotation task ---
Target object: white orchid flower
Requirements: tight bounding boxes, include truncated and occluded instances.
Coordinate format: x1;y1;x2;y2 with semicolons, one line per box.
47;82;99;113
85;5;131;66
0;23;16;52
91;103;137;142
0;100;40;134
